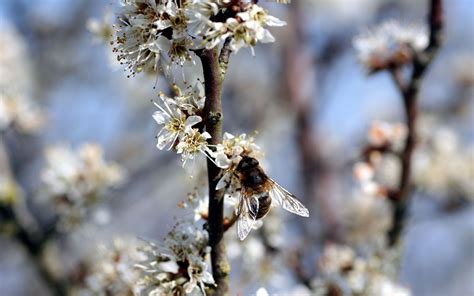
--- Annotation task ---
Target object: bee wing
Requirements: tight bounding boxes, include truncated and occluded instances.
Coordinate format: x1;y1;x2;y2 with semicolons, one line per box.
236;190;259;240
269;179;309;217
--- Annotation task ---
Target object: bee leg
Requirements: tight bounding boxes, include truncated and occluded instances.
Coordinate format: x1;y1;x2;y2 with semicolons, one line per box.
217;178;233;201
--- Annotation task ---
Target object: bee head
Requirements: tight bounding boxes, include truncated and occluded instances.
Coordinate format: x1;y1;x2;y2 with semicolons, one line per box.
237;156;259;171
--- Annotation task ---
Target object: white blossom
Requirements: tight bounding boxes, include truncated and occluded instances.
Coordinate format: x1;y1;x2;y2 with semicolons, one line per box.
0;23;44;133
113;0;182;76
182;191;236;222
113;0;287;77
414;120;474;201
73;237;144;295
256;287;269;296
367;121;407;149
153;83;213;166
203;4;286;53
314;244;411;296
212;132;261;169
41;143;124;229
135;221;214;295
87;9;114;43
343;189;392;252
353;20;428;72
176;128;212;166
153;92;202;151
353;121;407;198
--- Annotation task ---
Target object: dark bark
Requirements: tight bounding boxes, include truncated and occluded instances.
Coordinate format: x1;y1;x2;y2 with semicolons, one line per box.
387;0;444;246
198;47;230;295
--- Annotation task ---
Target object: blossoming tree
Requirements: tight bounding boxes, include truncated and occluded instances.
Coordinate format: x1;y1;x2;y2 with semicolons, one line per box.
5;0;474;295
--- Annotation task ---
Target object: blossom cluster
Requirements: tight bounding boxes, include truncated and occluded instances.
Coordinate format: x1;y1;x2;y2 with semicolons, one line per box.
342;188;392;252
113;0;287;77
153;83;263;170
414;118;474;202
0;23;44;133
180;190;237;224
312;244;410;296
353;20;428;72
41;143;124;229
226;210;284;281
353;121;407;197
344;121;408;250
87;9;114;44
153;83;211;166
72;238;144;295
135;221;214;295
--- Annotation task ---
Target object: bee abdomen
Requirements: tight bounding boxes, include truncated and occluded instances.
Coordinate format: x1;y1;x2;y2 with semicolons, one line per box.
249;192;272;220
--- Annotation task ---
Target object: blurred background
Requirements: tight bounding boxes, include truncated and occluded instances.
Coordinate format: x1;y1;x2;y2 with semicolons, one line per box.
0;0;473;295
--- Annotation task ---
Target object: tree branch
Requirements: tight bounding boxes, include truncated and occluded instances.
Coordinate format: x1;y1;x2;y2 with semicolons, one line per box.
219;38;233;80
387;0;444;246
198;47;230;295
0;137;65;295
0;205;66;295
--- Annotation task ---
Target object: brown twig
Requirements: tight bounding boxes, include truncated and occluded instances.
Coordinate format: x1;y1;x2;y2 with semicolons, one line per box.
219;38;233;80
0;137;65;295
197;46;230;295
387;0;444;246
0;205;66;295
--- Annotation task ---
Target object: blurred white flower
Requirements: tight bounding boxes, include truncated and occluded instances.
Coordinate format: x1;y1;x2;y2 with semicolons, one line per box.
343;189;392;252
353;160;385;198
353;20;428;72
87;9;114;43
136;220;214;295
353;121;406;199
0;23;44;133
367;121;407;149
320;244;356;274
315;244;411;296
256;287;269;296
414;120;474;201
73;237;144;295
353;162;375;183
41;143;124;229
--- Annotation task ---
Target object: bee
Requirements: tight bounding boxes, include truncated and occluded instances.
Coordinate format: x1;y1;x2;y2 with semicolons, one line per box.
231;156;309;240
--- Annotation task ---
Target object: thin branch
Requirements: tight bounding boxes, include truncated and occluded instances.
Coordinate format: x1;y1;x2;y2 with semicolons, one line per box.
0;206;66;295
0;138;66;295
219;38;233;80
387;0;444;246
389;67;408;94
197;47;230;295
